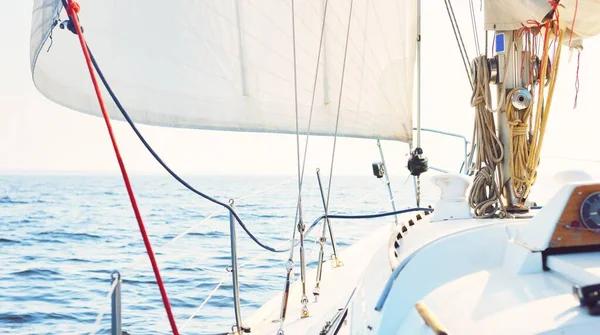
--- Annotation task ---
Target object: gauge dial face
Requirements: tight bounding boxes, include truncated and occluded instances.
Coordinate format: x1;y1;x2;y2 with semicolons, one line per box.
580;192;600;233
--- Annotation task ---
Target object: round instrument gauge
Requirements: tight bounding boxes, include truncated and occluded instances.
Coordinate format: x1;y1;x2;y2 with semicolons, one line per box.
580;192;600;233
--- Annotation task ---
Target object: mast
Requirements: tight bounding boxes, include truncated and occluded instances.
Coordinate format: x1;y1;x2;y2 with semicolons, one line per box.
495;31;524;212
478;0;566;214
416;0;422;149
407;0;428;205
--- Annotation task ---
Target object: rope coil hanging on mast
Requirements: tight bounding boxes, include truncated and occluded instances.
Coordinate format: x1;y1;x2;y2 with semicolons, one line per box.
506;17;565;203
468;52;506;217
468;2;567;216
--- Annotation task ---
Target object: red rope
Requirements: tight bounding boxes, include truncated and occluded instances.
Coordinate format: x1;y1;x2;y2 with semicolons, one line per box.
548;1;563;33
568;0;579;47
65;2;180;334
548;1;564;68
517;20;543;86
570;0;580;109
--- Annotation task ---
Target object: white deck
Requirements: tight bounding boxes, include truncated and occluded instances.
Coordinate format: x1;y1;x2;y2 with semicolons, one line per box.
373;218;600;334
394;268;593;334
247;181;600;334
547;253;600;285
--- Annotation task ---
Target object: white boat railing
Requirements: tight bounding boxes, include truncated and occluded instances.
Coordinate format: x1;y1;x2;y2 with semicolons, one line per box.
413;127;472;175
110;271;122;335
93;176;420;333
89;125;476;333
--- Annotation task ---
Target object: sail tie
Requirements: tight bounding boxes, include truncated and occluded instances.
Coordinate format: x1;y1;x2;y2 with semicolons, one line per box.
63;1;179;333
548;1;564;33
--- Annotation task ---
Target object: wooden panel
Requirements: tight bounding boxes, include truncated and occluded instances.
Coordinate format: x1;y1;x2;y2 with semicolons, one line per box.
549;184;600;248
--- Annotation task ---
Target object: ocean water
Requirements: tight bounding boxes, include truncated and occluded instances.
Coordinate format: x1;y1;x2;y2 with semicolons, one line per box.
0;174;425;334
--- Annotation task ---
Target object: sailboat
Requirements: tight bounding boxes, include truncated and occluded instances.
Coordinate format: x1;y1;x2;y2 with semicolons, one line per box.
29;0;600;334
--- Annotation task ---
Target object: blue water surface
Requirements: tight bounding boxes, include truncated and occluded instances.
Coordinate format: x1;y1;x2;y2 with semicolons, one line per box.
0;174;423;334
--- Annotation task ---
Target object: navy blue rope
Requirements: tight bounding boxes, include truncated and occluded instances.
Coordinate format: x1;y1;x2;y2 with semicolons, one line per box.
84;44;284;253
306;208;434;232
56;3;434;253
85;41;435;253
58;1;288;253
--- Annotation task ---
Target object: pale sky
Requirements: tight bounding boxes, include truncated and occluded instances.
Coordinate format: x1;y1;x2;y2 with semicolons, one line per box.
1;1;598;177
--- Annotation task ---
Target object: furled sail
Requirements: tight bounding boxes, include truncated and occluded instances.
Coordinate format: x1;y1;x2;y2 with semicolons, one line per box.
485;0;600;44
30;0;417;142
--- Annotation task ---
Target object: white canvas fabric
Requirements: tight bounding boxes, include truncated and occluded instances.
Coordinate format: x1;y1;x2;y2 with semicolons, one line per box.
30;0;417;142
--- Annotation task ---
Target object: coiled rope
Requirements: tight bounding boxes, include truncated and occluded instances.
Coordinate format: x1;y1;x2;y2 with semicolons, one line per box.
468;53;507;217
506;87;533;199
507;22;564;201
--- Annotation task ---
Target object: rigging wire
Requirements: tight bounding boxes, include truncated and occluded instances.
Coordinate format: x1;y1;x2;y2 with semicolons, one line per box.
468;0;481;56
294;0;330;207
283;0;311;326
445;0;471;64
443;0;473;88
295;0;330;198
291;0;303;223
278;0;331;328
325;0;355;213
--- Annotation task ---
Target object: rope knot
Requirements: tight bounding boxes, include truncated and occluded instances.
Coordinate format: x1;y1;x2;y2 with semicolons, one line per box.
548;1;564;11
547;1;564;33
508;119;529;136
517;20;543;37
67;1;80;16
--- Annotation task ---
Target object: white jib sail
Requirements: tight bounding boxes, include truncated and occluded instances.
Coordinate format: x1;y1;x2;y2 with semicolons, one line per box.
30;0;417;142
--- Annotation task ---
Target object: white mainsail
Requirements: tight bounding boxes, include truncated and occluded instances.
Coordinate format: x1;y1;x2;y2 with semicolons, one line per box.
30;0;417;142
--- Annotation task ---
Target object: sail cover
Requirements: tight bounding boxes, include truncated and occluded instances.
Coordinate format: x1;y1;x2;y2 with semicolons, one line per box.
30;0;416;142
485;0;600;43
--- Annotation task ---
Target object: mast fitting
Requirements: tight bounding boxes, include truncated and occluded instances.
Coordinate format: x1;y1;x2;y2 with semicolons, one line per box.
407;148;429;177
